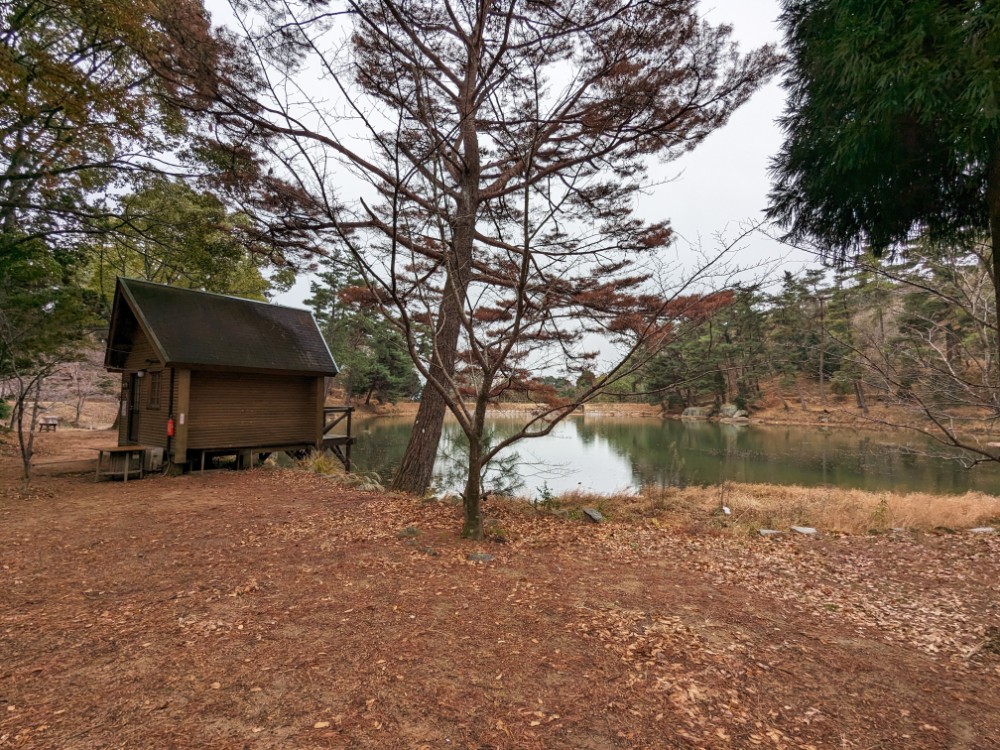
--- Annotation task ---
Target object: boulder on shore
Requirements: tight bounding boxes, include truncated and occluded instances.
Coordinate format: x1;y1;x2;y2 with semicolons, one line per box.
681;406;714;420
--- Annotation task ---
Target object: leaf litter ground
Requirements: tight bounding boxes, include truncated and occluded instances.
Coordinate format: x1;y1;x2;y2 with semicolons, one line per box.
2;431;999;749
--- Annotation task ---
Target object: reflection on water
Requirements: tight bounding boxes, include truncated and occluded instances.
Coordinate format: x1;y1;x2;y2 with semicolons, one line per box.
349;415;1000;497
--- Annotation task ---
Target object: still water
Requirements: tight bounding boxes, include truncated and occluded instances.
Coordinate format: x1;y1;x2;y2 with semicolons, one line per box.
349;415;1000;497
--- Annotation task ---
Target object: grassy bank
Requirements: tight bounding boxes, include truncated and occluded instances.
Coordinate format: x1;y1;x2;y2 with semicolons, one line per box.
544;482;1000;535
300;449;1000;536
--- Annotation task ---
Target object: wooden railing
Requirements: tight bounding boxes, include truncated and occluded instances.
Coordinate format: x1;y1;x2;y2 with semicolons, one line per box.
322;406;354;470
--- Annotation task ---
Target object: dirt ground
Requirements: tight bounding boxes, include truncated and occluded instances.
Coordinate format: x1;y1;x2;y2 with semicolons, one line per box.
2;431;1000;750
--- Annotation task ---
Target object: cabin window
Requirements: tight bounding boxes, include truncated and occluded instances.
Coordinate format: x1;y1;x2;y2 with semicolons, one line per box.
148;371;162;409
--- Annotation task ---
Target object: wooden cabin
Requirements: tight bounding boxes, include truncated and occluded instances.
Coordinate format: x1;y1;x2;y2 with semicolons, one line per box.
104;278;341;471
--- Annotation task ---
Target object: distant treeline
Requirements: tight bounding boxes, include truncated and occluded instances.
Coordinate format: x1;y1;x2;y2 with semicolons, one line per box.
527;241;997;415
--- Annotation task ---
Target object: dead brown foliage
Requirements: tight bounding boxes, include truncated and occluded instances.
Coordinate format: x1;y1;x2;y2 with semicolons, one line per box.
1;431;999;748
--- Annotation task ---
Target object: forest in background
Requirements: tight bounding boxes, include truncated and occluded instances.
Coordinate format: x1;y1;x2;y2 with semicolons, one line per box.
592;240;998;425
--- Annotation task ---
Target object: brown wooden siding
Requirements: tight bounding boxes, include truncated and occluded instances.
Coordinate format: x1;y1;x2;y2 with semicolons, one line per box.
118;368;177;448
186;371;319;450
117;327;168;446
123;327;161;370
117;378;126;445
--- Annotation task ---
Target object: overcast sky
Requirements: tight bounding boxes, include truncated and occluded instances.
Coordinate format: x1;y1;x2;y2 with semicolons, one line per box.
635;0;817;289
204;0;811;308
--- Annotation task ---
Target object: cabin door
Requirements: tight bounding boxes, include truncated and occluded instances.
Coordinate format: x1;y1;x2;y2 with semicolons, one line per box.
126;373;141;443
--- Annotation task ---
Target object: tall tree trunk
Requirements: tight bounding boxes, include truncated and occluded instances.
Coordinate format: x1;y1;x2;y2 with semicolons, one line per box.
987;148;1000;377
854;379;868;415
389;232;473;494
390;39;482;497
817;295;826;407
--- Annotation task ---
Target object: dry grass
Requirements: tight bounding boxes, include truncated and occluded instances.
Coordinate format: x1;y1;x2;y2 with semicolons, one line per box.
548;482;1000;534
296;450;386;491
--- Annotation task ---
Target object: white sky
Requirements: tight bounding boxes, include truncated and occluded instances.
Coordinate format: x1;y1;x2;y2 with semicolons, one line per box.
204;0;814;308
637;0;814;286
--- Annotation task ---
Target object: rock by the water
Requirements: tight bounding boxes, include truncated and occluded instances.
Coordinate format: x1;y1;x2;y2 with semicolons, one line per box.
719;403;739;418
758;529;783;537
721;415;750;424
734;409;749;418
969;527;996;534
467;552;495;562
681;406;713;419
791;526;818;536
583;508;605;523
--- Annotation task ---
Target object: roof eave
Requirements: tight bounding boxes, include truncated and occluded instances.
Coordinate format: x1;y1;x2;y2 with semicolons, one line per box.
116;278;170;365
165;361;339;377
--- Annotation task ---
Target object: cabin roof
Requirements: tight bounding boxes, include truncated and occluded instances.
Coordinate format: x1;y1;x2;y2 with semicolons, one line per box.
105;278;338;376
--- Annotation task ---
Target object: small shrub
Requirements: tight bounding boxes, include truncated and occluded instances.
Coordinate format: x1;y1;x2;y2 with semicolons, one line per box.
533;482;561;512
485;518;510;543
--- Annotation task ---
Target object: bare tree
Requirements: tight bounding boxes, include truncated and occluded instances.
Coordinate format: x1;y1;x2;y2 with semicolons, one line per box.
783;236;1000;468
42;345;115;427
201;0;778;533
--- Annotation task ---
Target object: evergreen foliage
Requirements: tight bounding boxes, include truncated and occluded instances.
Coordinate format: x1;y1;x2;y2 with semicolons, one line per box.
83;177;283;303
769;0;1000;255
307;260;420;406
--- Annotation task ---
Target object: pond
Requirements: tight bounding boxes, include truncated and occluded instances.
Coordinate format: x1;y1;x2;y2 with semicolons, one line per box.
349;414;1000;498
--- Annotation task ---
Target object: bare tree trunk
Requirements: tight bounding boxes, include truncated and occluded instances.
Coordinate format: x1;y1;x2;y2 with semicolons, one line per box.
390;255;469;495
463;428;484;540
74;367;85;426
461;386;494;539
854;379;868;415
392;385;448;494
390;50;481;496
987;148;1000;370
818;296;826;408
16;376;43;483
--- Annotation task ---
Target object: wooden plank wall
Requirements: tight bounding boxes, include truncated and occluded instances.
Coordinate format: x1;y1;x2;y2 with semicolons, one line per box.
186;371;318;450
117;327;170;447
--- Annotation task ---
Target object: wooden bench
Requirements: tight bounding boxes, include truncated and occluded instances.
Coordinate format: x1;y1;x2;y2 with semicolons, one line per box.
94;446;146;483
38;416;58;432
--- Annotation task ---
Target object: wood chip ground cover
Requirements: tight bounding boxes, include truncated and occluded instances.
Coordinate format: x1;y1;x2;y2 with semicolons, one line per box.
2;432;999;748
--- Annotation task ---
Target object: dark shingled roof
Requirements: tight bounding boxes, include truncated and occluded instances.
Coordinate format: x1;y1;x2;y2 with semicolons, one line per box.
108;278;338;375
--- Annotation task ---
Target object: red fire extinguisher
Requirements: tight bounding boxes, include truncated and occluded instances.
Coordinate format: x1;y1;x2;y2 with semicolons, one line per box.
167;417;175;437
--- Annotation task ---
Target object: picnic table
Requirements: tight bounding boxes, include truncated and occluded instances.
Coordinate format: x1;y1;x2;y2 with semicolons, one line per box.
94;446;146;483
38;416;58;432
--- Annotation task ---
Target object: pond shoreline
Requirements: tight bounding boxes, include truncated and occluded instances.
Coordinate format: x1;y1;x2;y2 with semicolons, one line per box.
350;410;1000;496
347;398;999;440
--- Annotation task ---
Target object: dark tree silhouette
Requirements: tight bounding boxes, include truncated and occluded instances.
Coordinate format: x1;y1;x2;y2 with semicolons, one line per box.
768;0;1000;340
